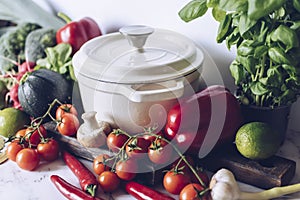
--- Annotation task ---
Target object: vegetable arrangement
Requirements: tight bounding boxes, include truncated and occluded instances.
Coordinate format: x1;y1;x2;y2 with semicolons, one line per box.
179;0;300;107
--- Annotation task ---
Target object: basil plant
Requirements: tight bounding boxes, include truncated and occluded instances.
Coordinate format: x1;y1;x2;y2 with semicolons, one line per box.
179;0;300;107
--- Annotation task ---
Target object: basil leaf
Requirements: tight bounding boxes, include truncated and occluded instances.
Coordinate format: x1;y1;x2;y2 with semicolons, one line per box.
216;14;232;43
291;21;300;30
230;60;245;85
218;0;247;12
270;25;299;51
268;47;293;65
238;13;257;36
207;0;219;7
179;0;208;22
212;6;226;22
248;0;285;20
237;40;255;56
250;81;269;96
293;0;300;12
254;45;268;58
236;55;256;75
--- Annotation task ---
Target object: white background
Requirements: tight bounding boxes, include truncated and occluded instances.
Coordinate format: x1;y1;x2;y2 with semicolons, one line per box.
36;0;300;131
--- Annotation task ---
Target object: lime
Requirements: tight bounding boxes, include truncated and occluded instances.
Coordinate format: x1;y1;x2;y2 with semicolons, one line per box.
235;122;281;160
0;107;31;138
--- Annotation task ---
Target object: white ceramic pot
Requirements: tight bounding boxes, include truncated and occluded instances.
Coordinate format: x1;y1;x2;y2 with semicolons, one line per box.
72;25;204;133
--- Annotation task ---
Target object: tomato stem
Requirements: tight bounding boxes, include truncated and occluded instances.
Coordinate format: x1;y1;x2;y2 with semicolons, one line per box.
116;129;207;188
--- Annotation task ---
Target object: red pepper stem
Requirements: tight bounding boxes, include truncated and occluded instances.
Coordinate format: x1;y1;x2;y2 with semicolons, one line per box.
57;12;72;24
86;184;97;197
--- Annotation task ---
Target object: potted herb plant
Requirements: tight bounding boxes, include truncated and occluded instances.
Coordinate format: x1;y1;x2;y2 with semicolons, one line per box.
178;0;300;141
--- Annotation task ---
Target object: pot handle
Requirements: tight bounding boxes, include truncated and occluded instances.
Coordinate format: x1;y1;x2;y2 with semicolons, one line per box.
117;79;185;102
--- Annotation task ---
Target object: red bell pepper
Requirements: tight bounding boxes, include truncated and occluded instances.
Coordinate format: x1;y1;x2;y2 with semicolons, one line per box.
165;85;243;157
56;13;102;53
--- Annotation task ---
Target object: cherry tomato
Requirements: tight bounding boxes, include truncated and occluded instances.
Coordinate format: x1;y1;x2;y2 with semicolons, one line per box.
25;125;48;147
106;132;129;152
6;141;24;161
93;154;113;175
115;158;137;181
56;104;78;120
98;171;120;192
16;148;40;171
15;128;27;138
37;139;60;161
148;139;173;165
57;113;80;136
179;183;210;200
163;170;191;195
125;137;150;159
142;130;164;143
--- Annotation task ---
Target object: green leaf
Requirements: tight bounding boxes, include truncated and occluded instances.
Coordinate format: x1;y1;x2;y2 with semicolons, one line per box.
237;40;255;56
226;28;241;49
238;13;257;36
248;0;286;20
229;60;245;85
207;0;219;7
236;55;256;75
179;0;208;22
268;47;293;65
293;0;300;12
270;25;299;51
212;6;226;22
0;0;64;29
218;0;248;12
266;67;282;87
291;21;300;30
216;14;233;43
254;45;268;58
250;81;269;96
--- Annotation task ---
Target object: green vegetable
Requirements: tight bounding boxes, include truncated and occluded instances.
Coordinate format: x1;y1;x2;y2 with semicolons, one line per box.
18;69;72;118
0;0;64;29
179;0;300;107
35;43;76;81
0;22;41;71
25;28;57;62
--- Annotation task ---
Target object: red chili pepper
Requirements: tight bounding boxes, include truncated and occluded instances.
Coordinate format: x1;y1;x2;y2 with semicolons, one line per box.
56;12;102;53
125;181;175;200
62;151;98;197
50;175;103;200
165;85;243;156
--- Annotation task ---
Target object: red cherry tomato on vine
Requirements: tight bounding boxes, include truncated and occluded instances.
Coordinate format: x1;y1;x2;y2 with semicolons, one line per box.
56;104;78;120
106;132;129;152
25;125;48;147
57;113;80;136
93;154;113;175
125;137;150;159
16;148;40;171
98;171;120;192
37;139;60;161
6;141;24;161
163;170;191;195
115;158;137;181
179;183;210;200
148;139;173;165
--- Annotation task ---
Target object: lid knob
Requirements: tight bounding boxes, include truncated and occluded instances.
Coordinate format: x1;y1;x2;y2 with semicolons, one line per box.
119;25;154;50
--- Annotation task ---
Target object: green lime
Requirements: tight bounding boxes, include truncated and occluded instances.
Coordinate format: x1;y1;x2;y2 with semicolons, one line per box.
0;107;31;138
235;122;281;160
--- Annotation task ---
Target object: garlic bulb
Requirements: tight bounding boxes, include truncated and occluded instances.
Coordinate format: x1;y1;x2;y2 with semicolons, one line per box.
77;111;111;148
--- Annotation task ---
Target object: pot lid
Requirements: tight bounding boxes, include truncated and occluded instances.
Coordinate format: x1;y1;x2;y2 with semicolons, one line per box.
72;25;204;84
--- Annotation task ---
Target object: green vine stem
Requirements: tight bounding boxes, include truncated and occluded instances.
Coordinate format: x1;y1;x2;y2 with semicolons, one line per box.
109;129;207;189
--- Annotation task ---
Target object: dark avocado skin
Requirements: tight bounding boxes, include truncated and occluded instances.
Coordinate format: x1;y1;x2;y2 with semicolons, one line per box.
18;69;72;118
